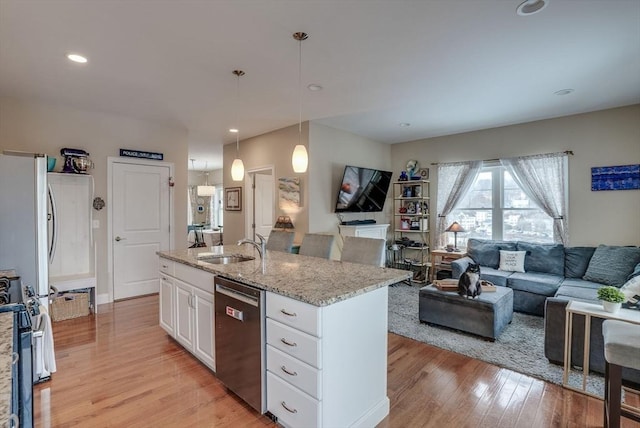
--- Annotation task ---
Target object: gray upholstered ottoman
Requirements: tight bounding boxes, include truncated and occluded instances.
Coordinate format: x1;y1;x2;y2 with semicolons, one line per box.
419;284;514;340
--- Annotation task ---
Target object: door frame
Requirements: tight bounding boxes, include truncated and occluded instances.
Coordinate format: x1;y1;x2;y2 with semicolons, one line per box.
244;165;274;241
107;156;175;303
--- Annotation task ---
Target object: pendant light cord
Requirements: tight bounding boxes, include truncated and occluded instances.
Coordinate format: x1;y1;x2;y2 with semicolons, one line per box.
298;36;302;142
236;71;241;155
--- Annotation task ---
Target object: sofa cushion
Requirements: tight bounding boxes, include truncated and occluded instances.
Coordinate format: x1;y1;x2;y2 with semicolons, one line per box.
467;239;517;269
555;278;602;301
499;250;526;272
517;241;565;276
583;245;640;286
507;272;563;296
564;246;596;278
478;266;513;287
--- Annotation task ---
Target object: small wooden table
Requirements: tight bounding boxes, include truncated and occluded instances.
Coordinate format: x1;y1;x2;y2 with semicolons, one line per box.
564;300;640;398
429;249;467;282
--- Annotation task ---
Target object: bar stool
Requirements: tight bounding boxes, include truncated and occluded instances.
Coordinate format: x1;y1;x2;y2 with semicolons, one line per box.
602;319;640;428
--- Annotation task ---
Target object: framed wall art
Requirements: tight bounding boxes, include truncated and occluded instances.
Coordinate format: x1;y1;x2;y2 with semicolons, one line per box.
224;187;242;211
591;164;640;191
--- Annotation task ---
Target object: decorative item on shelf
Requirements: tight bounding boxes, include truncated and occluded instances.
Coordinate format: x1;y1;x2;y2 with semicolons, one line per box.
273;215;294;230
398;206;407;213
398;171;408;181
60;148;92;174
406;202;416;214
597;286;626;313
291;32;309;174
400;217;410;230
406;160;419;179
445;221;466;251
47;156;56;172
403;186;412;197
410;220;420;230
419;168;429;179
231;70;246;181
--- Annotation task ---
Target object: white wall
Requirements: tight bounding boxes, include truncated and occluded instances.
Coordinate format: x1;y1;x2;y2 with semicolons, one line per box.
0;97;189;300
391;105;640;247
309;122;392;234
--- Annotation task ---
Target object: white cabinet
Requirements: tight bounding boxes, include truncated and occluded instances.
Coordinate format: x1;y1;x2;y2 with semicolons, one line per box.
266;287;389;428
48;172;97;310
158;257;215;371
159;273;174;335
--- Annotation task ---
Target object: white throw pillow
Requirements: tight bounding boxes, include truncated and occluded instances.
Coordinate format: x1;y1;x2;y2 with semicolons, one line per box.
499;250;526;273
620;275;640;302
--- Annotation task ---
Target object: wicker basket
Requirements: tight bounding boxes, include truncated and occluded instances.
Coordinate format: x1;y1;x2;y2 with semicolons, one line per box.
50;291;90;321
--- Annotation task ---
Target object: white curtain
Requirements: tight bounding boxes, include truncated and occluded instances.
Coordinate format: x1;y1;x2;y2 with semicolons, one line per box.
436;161;483;248
500;152;569;244
187;186;195;226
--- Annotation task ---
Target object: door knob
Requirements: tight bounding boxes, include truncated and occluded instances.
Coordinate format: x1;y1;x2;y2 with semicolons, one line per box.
115;236;126;242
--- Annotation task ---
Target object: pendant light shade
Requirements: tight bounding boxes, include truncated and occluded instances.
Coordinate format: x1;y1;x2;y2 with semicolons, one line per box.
292;32;309;174
292;144;308;173
231;69;245;182
197;185;215;196
231;158;245;182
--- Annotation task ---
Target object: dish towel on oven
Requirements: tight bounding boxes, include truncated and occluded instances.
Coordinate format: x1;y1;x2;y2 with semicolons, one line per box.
37;306;57;373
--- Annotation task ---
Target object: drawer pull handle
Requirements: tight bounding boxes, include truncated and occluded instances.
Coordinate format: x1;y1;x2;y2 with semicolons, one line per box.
280;338;297;347
280;309;297;317
281;365;298;376
11;352;19;365
162;264;169;269
281;401;298;414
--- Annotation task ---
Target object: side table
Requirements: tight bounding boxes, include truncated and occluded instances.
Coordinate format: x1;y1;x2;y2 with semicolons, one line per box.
564;300;640;399
429;250;467;283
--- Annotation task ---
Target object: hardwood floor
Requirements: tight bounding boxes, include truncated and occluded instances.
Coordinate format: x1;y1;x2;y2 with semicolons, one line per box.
35;295;639;427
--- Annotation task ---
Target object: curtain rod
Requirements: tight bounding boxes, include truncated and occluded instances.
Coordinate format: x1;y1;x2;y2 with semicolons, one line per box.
430;150;574;166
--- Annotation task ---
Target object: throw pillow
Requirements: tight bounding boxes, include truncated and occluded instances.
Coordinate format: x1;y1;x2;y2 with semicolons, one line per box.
583;245;640;286
499;250;526;273
564;246;596;278
517;242;565;275
620;275;640;302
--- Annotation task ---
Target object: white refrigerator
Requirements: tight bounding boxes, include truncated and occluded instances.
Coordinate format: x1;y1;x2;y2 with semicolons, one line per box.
0;152;49;307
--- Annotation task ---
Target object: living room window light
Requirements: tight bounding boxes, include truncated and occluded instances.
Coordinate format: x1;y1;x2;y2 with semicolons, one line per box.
442;152;570;248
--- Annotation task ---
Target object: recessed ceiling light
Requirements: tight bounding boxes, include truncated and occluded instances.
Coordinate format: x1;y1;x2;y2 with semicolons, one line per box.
229;128;239;133
399;123;411;127
516;0;549;16
307;84;323;91
66;53;88;63
554;89;574;96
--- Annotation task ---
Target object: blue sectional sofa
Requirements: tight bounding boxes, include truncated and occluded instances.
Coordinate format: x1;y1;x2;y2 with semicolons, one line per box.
451;238;640;385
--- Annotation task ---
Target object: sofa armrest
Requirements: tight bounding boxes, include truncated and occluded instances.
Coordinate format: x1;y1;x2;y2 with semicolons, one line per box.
451;256;473;279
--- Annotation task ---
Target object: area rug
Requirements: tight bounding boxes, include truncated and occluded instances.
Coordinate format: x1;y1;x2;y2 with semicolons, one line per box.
388;283;604;395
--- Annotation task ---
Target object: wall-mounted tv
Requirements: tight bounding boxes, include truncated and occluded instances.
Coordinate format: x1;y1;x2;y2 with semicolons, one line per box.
335;165;392;212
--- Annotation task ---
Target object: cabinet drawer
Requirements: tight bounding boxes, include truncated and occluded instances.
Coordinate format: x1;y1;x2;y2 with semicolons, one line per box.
267;372;320;428
159;258;174;276
267;292;320;336
266;319;321;369
174;262;215;293
267;345;321;399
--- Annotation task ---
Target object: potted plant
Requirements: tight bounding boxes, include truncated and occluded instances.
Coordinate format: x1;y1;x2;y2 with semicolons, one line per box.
597;286;626;313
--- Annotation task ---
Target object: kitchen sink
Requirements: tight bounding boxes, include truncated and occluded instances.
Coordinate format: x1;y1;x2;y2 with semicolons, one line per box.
197;254;255;264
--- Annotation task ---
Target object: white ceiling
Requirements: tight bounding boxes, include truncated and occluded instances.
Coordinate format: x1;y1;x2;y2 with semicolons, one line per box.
1;1;639;171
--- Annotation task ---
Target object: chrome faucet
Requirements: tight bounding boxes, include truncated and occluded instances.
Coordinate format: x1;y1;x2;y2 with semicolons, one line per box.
237;233;267;273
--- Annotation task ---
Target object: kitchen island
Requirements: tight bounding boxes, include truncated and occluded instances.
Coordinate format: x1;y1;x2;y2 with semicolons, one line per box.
158;245;410;428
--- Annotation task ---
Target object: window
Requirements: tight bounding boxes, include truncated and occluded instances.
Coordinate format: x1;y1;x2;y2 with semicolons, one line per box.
448;164;554;247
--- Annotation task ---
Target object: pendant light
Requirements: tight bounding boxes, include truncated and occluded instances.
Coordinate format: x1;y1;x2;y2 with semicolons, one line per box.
197;161;215;196
231;69;245;181
291;32;309;174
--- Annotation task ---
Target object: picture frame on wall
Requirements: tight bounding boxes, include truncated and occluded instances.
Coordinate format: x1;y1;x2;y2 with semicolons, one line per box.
224;187;242;211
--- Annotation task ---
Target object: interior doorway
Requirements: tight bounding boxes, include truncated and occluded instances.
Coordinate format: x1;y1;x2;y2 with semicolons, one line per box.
108;157;174;301
245;167;274;241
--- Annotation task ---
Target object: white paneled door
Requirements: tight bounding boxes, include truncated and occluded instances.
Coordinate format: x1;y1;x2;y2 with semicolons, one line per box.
112;161;171;300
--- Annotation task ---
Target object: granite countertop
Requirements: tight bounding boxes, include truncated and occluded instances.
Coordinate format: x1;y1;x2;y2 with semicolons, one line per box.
0;312;13;425
158;245;411;306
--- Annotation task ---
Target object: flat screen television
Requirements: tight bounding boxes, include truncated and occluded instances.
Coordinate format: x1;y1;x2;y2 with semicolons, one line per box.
335;165;392;212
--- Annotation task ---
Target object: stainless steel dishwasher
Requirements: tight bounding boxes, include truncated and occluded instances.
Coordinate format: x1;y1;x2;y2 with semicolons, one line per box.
214;276;265;413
